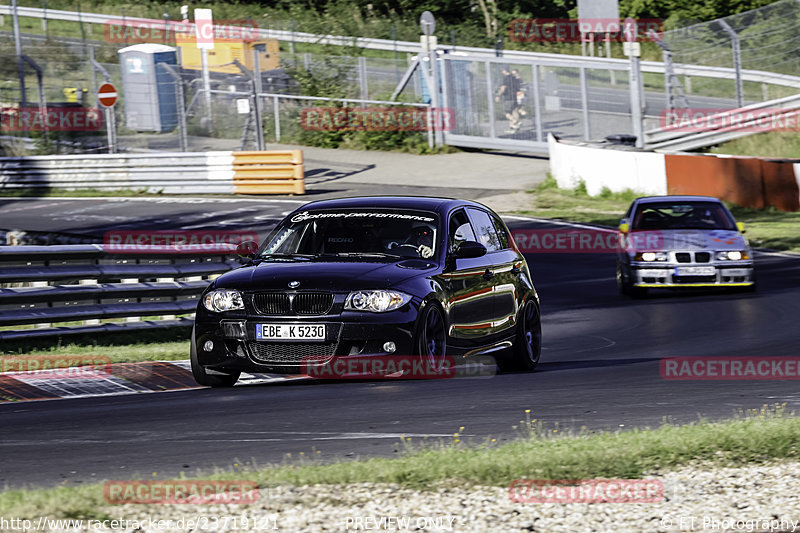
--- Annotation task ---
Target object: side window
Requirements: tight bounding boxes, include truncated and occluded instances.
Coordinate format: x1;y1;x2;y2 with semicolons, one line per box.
467;208;502;252
449;209;476;252
490;214;510;250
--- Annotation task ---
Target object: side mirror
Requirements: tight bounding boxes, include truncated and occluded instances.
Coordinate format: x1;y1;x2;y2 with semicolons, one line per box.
618;222;630;234
236;240;258;260
736;221;746;234
455;240;487;259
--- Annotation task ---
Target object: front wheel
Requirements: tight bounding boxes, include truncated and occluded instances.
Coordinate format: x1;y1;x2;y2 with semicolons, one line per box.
414;303;447;372
617;263;647;299
190;326;240;387
500;300;541;372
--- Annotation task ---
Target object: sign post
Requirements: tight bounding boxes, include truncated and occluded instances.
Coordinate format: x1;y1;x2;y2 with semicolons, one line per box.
623;17;644;148
195;8;214;132
97;82;117;153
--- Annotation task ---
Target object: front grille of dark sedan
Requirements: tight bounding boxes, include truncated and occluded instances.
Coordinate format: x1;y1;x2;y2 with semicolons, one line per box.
253;293;290;315
294;292;334;315
248;341;337;365
252;292;334;316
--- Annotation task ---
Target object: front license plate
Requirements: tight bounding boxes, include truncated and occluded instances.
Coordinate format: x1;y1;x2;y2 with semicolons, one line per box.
675;266;716;276
723;268;749;277
256;324;326;341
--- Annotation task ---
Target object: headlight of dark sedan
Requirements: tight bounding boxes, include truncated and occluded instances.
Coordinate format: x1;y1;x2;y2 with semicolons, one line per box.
716;251;750;260
203;289;245;312
344;290;412;313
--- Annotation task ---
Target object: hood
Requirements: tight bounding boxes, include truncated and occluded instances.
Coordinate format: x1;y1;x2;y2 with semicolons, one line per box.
627;229;748;253
213;259;437;291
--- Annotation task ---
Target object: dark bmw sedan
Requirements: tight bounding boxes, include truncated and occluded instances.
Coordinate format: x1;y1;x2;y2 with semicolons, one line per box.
191;196;540;386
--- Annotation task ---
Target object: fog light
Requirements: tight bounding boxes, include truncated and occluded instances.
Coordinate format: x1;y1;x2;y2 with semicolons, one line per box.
203;340;214;352
383;341;396;353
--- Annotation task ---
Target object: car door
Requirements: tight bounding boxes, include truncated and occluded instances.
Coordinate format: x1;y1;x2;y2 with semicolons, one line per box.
466;207;520;338
438;208;497;347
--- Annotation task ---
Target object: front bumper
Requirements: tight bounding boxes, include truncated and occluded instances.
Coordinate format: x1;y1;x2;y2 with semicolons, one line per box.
193;307;419;375
629;262;755;288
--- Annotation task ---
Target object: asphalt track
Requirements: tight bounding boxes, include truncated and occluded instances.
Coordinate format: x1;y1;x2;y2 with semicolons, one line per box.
1;199;799;489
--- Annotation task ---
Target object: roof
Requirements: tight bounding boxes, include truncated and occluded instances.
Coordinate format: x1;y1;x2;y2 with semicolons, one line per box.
635;195;722;204
294;196;491;214
118;43;176;54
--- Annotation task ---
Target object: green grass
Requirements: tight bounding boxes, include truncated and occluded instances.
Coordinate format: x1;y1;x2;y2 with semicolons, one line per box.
519;175;800;253
0;326;191;363
518;175;639;227
0;405;796;518
711;131;800;159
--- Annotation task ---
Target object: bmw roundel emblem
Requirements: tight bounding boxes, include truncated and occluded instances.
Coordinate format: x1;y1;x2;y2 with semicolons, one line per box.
288;281;300;288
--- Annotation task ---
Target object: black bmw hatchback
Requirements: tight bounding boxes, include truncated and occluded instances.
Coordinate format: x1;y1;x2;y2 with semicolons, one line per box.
191;196;541;386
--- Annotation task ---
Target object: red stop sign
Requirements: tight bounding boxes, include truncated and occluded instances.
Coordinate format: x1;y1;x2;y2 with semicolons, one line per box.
97;83;118;108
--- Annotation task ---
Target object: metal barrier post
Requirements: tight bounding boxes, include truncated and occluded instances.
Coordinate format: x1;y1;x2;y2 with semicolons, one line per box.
718;20;744;108
579;66;591;140
158;63;188;152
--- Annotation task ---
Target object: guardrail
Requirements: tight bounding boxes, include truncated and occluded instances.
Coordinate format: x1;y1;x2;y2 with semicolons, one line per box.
0;244;242;341
0;150;305;194
644;93;800;151
3;5;800;90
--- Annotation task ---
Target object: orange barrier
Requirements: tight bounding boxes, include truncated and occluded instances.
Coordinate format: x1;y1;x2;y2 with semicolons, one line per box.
232;150;305;195
664;153;799;211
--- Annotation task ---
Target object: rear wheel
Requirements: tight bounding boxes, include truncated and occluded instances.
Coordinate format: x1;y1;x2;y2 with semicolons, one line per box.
500;300;541;372
190;326;240;387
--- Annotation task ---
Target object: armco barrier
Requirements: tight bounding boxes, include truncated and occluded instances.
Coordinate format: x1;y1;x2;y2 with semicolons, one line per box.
549;134;800;211
0;150;304;195
0;244;241;341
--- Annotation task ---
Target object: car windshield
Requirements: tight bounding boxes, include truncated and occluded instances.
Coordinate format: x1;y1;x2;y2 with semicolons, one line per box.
260;209;439;260
632;201;737;231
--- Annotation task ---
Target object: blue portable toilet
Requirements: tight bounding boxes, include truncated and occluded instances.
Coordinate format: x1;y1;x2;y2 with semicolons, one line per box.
118;43;178;132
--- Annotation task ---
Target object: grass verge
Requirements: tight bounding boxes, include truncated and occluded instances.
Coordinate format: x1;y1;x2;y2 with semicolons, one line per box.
0;327;190;363
0;405;796;518
518;176;800;253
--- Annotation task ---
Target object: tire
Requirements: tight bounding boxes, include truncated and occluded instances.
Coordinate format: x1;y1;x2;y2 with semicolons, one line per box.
500;300;542;372
190;326;240;387
617;263;647;299
414;303;447;371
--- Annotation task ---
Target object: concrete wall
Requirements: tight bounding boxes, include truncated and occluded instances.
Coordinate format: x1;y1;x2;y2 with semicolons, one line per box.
548;135;800;211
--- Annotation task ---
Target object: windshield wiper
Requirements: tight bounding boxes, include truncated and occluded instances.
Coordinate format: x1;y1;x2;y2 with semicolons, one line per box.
258;253;318;260
333;252;403;258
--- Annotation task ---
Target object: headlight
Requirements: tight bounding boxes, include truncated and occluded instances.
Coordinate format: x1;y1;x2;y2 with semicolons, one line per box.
344;290;412;313
203;289;244;312
716;251;749;260
634;251;668;262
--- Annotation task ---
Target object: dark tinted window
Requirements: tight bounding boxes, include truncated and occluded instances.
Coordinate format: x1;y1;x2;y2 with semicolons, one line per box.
632;201;736;231
490;214;510;249
467;208;502;252
449;209;476;252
